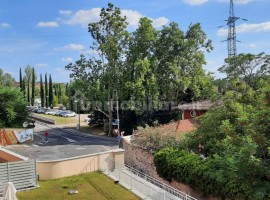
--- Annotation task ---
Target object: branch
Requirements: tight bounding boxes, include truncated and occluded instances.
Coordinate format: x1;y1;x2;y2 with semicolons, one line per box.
95;106;109;118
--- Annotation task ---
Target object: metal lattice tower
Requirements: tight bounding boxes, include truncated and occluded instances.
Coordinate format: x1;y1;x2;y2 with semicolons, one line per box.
226;0;239;58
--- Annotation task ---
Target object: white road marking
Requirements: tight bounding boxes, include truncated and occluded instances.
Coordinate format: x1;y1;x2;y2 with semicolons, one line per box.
102;145;111;150
61;136;76;143
75;147;86;150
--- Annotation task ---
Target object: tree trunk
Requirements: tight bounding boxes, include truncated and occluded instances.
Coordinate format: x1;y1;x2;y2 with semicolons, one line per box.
108;98;113;136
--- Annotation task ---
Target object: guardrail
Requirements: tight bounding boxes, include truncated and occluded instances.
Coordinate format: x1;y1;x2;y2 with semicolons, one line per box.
29;113;55;124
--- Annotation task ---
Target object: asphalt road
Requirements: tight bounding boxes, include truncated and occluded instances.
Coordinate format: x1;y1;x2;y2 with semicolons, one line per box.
5;121;119;161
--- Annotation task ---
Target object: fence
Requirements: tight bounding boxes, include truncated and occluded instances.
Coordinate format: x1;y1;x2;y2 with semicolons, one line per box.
0;159;38;194
106;165;197;200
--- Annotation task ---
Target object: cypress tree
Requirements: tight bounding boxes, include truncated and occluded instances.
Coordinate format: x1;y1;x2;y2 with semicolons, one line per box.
27;78;30;105
49;74;53;108
19;68;22;91
58;84;62;96
31;68;35;106
22;77;26;99
58;84;61;104
40;74;44;107
65;83;69;96
45;73;48;108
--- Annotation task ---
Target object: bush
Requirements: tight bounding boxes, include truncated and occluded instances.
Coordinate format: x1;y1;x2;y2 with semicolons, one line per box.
0;86;28;127
131;125;181;151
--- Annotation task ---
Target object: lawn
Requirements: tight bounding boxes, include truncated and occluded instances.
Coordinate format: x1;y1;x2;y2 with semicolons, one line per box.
17;172;139;200
38;114;77;125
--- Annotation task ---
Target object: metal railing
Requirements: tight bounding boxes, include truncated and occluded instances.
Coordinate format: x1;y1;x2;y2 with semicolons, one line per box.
0;159;38;195
105;165;197;200
125;165;197;200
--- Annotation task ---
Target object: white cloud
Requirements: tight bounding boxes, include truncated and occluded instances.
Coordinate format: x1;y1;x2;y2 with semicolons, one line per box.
62;8;101;27
55;43;85;51
84;49;100;55
183;0;208;5
122;10;169;28
35;63;48;67
248;43;257;48
217;28;227;36
59;9;73;15
121;10;143;27
36;21;59;27
61;57;73;62
122;10;168;28
218;0;253;4
217;21;270;36
152;17;169;28
60;8;168;29
0;23;10;28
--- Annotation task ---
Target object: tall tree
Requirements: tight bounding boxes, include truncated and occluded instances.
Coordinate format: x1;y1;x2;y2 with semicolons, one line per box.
45;73;48;108
0;69;14;87
219;52;270;89
155;22;213;102
49;74;53;108
88;3;129;135
125;17;158;110
31;67;36;106
24;66;32;105
40;74;44;107
22;77;26;99
0;86;28;127
19;67;23;91
65;83;69;96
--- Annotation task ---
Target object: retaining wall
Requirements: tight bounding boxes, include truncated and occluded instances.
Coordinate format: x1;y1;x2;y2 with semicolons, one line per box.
123;137;220;200
37;149;125;180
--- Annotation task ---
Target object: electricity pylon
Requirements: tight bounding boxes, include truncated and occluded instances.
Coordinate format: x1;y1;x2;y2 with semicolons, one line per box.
219;0;247;58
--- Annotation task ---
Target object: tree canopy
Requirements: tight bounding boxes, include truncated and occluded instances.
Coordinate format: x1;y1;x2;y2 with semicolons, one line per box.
154;53;270;199
65;3;215;133
0;86;28;127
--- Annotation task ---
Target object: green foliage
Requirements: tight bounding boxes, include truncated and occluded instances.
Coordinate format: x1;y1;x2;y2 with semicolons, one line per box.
45;73;48;107
65;3;215;131
0;86;28;127
154;80;270;199
0;68;14;87
49;74;53;108
31;67;36;106
131;125;181;151
219;53;270;89
40;74;44;107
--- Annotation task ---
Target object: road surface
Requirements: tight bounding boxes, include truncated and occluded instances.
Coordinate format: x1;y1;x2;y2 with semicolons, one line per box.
5;121;119;161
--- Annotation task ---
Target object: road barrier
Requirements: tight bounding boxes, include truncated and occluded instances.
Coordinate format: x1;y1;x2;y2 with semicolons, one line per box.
30;113;55;124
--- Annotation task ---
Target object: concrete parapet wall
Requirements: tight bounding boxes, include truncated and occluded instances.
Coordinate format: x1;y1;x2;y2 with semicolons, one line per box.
37;149;125;180
0;147;28;163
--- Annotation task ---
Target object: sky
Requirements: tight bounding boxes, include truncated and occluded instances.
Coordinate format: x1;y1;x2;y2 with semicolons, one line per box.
0;0;269;83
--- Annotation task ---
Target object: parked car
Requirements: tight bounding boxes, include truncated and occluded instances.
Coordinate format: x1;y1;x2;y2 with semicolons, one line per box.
34;108;44;113
45;109;56;115
51;110;62;116
61;111;76;117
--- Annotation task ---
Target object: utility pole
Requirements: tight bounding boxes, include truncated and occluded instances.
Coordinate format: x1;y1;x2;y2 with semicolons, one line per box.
220;0;247;58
